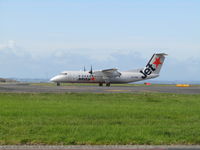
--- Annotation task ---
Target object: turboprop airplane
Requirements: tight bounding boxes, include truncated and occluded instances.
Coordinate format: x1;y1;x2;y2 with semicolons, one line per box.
50;53;167;86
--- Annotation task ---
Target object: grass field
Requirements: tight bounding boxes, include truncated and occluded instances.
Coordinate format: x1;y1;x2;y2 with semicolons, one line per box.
1;93;200;145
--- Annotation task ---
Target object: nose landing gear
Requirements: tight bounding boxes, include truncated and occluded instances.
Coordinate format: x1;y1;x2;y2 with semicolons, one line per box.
57;82;60;86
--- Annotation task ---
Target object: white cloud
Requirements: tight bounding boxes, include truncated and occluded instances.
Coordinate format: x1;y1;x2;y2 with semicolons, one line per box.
0;41;200;81
0;43;7;50
8;40;17;49
0;40;16;50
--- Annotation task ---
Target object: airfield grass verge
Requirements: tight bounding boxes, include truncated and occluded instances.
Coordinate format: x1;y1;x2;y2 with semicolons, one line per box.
0;93;200;145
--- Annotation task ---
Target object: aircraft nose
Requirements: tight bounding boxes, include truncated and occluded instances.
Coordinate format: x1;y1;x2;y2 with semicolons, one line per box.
50;76;60;82
50;77;55;82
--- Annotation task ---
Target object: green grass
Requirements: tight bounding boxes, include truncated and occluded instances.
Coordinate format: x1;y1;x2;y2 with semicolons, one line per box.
1;93;200;145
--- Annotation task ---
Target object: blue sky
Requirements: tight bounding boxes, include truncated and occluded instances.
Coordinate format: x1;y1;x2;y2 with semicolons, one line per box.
0;0;200;80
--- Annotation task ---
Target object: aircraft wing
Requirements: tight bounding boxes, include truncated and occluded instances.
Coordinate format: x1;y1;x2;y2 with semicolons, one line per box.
93;68;121;82
101;68;121;77
98;68;121;83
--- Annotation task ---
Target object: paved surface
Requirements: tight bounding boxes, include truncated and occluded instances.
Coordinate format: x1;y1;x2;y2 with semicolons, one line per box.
0;83;200;94
1;145;200;150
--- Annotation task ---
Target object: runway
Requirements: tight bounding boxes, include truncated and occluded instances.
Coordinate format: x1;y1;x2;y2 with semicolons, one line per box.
0;83;200;94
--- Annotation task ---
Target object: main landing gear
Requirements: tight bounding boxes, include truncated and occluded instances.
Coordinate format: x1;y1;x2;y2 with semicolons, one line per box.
57;82;60;86
98;83;111;87
106;83;110;87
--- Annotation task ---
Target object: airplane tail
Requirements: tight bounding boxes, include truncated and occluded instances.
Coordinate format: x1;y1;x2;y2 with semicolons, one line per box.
140;53;167;79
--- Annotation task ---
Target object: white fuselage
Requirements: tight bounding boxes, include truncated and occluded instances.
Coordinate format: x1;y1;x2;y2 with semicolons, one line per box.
50;71;158;84
50;53;166;86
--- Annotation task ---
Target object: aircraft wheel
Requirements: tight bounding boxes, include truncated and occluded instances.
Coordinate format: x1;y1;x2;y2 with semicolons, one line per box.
99;83;103;86
57;82;60;86
106;83;110;87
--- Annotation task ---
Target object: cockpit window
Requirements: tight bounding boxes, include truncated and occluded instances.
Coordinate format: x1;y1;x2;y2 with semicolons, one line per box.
60;73;67;75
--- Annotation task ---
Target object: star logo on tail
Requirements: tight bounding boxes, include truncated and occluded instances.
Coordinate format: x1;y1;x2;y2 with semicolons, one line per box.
153;57;162;68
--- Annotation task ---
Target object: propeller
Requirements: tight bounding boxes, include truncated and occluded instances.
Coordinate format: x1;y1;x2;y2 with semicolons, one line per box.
89;65;93;74
84;66;86;72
